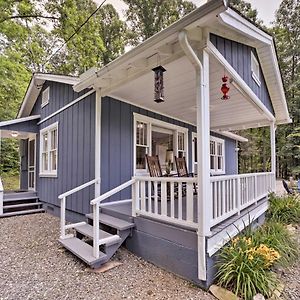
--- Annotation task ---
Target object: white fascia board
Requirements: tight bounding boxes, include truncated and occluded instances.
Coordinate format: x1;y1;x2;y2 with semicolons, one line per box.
213;130;248;142
73;0;228;93
0;115;40;127
17;73;79;118
218;8;291;125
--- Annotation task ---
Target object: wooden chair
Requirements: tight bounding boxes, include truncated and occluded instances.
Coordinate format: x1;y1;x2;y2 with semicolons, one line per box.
174;156;197;194
145;154;163;177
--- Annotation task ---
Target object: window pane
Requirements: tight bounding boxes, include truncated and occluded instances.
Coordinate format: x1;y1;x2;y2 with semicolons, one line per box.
210;141;215;155
42;153;48;171
178;132;184;151
194;137;197;162
178;151;184;158
136;122;147;146
43;133;48;152
210;156;215;170
51;129;57;150
136;146;147;169
218;157;223;170
51;150;57;171
217;142;222;155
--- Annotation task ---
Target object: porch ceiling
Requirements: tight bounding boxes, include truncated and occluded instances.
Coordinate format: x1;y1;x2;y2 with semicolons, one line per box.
110;55;268;130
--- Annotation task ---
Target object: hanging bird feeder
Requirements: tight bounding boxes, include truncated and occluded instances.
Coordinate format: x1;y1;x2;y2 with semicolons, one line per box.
152;66;166;103
221;75;230;100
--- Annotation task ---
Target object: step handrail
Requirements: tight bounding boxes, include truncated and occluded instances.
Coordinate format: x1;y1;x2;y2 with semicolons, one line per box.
90;178;136;259
59;178;100;239
0;177;3;215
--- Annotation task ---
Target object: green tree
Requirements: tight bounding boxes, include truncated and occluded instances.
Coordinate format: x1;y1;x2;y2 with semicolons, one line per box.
124;0;196;44
230;0;261;24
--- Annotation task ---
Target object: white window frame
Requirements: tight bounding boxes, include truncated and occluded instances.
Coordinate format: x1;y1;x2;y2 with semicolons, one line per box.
251;51;261;86
133;113;188;175
210;136;225;175
41;87;50;108
39;122;58;177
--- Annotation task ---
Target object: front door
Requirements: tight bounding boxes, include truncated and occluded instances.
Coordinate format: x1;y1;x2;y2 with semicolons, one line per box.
28;138;36;190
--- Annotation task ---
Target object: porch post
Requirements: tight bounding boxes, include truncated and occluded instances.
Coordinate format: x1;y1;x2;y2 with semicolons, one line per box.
95;89;102;197
270;122;276;191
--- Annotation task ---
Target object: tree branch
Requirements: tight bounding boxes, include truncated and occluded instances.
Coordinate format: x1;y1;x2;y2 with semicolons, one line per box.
0;15;60;24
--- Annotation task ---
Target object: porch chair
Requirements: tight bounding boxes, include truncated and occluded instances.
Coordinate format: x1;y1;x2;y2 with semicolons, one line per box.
282;179;298;195
174;156;197;194
145;154;164;177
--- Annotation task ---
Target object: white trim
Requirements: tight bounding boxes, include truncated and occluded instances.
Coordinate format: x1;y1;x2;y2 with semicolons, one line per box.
28;136;36;191
210;136;225;175
18;73;79;118
212;130;248;142
192;132;197;174
38;90;95;125
39;122;58;177
41;86;50;108
0;115;40;127
95;89;101;197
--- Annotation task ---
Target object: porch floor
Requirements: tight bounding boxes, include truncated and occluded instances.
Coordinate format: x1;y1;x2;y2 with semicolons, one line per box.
101;196;268;236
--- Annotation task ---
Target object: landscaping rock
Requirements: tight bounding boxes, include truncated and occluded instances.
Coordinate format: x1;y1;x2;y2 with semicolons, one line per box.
253;294;265;300
209;285;240;300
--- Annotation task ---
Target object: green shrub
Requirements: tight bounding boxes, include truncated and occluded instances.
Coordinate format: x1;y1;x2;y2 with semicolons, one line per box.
267;193;300;224
248;221;299;267
216;236;279;300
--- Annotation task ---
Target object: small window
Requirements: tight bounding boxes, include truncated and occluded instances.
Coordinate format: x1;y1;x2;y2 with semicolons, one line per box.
251;52;261;86
178;132;185;158
210;137;225;175
40;122;58;176
41;87;50;107
136;121;149;170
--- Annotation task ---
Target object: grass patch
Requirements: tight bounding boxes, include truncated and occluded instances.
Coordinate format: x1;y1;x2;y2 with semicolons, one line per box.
1;172;20;191
267;193;300;224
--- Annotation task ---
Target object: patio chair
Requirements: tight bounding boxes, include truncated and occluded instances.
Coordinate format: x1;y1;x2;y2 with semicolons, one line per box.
174;156;197;194
145;154;164;177
282;179;296;194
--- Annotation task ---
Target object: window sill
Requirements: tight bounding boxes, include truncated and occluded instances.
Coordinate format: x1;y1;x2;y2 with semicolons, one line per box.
39;172;57;178
210;171;226;176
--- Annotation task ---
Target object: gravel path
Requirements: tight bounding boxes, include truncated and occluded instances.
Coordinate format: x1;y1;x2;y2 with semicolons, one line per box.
0;213;214;300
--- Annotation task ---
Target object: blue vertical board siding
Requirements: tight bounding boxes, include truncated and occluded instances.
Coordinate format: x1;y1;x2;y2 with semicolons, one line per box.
210;33;274;115
100;97;238;201
30;81;96;215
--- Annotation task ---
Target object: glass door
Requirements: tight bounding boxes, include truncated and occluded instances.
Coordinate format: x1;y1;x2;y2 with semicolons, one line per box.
28;138;36;190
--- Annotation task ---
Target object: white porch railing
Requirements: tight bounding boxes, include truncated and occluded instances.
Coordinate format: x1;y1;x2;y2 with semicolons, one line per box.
133;176;198;229
0;177;3;215
210;172;274;228
58;178;100;239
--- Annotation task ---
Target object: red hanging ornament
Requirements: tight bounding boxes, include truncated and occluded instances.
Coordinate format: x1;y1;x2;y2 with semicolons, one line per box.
221;75;230;100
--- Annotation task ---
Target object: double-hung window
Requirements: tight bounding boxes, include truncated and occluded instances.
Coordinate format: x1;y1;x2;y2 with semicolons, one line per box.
40;122;58;176
210;136;225;175
136;121;149;170
251;51;261;86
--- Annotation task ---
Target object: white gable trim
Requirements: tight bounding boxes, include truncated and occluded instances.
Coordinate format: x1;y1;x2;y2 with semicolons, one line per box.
0;115;40;127
213;130;248;143
18;73;79;118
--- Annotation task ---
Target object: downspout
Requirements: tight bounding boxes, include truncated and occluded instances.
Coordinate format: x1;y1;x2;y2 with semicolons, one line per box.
178;30;209;282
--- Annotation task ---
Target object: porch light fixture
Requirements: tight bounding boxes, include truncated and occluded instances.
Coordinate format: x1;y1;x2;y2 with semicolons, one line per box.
10;131;19;138
152;66;166;103
221;75;230;100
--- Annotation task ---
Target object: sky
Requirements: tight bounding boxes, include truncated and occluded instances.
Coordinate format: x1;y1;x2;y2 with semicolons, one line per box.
102;0;283;26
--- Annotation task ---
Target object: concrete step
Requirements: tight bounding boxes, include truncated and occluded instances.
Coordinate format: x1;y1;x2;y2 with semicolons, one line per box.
86;213;135;231
59;237;107;267
4;202;43;210
75;223;121;246
0;208;45;218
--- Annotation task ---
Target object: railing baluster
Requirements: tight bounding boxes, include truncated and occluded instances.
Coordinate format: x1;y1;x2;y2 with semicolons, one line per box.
170;181;175;218
154;181;158;214
148;180;152;213
178;182;182;220
141;181;146;212
186;182;193;222
161;181;167;216
93;203;100;259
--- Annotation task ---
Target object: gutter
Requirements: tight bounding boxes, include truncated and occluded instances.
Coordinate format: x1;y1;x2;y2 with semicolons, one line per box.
73;0;228;92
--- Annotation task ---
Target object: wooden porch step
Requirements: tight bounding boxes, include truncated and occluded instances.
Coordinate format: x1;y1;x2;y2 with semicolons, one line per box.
4;202;43;210
86;213;135;231
76;223;121;246
59;237;107;266
3;196;39;203
0;208;45;218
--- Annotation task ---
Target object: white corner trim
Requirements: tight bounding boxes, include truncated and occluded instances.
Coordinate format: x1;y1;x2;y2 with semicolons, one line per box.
38;90;95;125
95;89;102;197
0;115;40;127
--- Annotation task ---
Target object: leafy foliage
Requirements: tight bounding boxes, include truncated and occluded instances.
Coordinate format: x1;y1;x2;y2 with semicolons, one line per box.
267;193;300;224
217;235;279;299
124;0;195;44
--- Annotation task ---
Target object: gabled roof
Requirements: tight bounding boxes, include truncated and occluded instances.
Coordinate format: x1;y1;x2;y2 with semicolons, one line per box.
74;0;291;126
17;73;79;118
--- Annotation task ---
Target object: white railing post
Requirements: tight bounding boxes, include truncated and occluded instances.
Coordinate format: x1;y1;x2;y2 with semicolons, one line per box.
93;202;100;259
270;122;276;192
60;197;66;239
132;180;137;217
254;174;258;204
237;176;241;215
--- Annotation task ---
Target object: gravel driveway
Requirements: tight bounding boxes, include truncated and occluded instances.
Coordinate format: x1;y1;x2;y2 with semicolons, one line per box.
0;213;214;300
